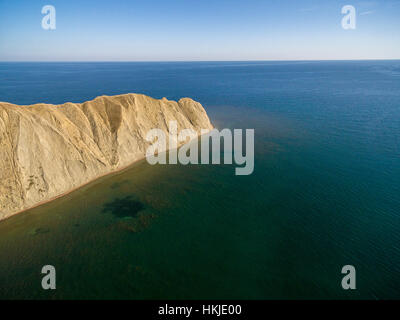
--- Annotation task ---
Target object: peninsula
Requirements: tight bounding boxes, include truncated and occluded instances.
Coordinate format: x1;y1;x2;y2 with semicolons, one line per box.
0;93;213;221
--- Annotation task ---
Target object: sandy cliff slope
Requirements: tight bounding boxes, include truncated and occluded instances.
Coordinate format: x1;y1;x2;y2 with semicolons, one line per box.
0;93;213;220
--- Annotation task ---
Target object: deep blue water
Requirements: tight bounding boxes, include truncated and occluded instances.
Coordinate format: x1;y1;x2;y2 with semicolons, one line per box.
0;61;399;299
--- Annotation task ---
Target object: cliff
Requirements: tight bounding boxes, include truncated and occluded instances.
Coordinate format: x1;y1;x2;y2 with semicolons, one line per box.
0;93;213;220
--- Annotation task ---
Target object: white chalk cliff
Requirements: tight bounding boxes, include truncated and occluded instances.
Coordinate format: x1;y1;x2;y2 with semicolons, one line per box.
0;93;213;220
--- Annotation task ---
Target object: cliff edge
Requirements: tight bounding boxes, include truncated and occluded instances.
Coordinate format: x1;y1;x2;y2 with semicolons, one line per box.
0;93;213;220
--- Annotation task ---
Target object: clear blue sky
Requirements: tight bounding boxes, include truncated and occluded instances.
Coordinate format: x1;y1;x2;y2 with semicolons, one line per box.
0;0;399;61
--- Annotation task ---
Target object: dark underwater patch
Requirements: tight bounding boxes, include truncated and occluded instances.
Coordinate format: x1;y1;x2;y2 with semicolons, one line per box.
29;227;50;236
110;180;130;190
102;196;144;218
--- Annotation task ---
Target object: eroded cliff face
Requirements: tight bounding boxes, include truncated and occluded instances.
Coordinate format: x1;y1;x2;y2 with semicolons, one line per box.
0;93;213;220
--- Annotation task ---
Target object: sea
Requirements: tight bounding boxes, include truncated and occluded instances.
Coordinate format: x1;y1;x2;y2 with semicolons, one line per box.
0;61;399;299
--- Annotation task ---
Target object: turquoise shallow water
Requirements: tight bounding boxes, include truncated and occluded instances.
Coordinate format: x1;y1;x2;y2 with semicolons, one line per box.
0;61;399;299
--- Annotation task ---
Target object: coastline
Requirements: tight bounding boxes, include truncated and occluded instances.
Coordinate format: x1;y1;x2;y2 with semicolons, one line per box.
0;156;147;223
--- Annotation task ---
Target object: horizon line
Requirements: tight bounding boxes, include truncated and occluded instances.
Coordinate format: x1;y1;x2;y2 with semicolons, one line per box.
1;58;400;63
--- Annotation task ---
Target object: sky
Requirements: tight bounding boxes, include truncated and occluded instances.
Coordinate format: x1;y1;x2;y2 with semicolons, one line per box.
0;0;399;61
